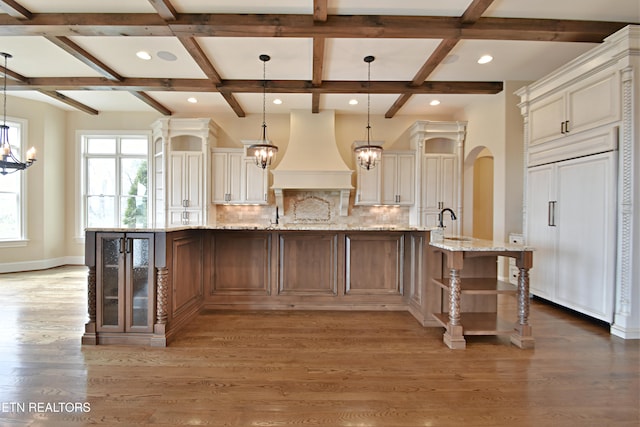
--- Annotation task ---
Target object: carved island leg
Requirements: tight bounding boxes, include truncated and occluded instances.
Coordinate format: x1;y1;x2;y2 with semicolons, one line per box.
444;268;466;349
81;266;97;345
511;260;535;349
155;267;168;325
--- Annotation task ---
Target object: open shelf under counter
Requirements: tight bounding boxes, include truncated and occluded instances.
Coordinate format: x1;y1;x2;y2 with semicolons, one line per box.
431;277;517;295
433;312;516;335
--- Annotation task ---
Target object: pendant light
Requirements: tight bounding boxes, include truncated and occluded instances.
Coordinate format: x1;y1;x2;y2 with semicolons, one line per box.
247;54;278;169
354;55;383;170
1;52;36;175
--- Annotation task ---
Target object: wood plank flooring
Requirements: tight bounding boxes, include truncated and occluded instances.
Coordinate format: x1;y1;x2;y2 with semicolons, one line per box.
0;265;638;426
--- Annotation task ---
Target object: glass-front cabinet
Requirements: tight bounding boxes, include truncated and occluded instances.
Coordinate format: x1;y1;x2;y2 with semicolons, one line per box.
96;232;155;333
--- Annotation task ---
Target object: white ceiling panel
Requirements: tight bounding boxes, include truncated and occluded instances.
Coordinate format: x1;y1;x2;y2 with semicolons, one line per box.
328;0;473;16
324;39;443;81
233;93;313;115
67;37;207;78
7;0;156;13
197;38;313;80
485;0;640;22
321;94;403;115
145;91;232;115
0;37;104;77
170;0;312;14
57;91;157;112
429;40;597;82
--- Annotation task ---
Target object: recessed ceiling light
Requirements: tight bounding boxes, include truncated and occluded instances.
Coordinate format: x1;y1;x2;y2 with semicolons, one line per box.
136;51;152;60
478;54;493;64
430;100;441;106
187;97;198;103
273;98;282;105
157;51;177;61
349;99;358;105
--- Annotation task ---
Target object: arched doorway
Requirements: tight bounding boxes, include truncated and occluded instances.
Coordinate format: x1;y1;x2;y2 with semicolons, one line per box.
469;147;494;240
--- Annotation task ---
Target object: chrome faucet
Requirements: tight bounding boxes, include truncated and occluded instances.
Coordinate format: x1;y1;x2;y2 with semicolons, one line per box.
438;208;457;228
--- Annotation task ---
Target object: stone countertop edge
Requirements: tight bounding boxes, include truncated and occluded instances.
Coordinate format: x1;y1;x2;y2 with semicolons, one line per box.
429;237;534;252
85;225;437;232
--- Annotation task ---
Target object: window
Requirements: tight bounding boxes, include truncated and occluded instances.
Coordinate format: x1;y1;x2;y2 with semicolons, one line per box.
0;119;26;242
81;134;149;230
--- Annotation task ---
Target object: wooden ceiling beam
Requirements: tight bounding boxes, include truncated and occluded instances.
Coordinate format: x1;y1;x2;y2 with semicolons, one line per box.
6;77;503;94
311;37;325;113
148;0;178;21
178;36;221;83
314;0;328;22
0;14;629;42
461;0;495;24
219;91;246;117
37;90;99;115
0;0;32;20
45;36;123;81
130;91;172;115
384;0;496;118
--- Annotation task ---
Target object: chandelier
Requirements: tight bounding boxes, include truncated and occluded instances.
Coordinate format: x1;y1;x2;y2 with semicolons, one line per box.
247;54;278;169
354;55;383;170
1;52;36;176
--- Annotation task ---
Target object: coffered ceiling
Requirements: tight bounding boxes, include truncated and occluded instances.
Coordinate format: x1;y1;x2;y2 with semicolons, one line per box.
0;0;638;117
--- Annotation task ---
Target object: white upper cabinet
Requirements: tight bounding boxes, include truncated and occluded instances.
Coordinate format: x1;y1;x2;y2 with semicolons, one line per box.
355;165;381;205
421;154;457;228
212;148;268;205
151;118;217;227
528;68;620;149
381;152;415;206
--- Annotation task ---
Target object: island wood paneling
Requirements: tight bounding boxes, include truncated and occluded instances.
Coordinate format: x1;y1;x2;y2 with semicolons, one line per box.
170;232;204;318
345;232;403;295
210;231;272;295
278;232;339;295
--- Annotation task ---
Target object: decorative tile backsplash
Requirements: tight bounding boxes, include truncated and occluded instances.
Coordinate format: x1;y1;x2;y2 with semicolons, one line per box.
216;190;409;227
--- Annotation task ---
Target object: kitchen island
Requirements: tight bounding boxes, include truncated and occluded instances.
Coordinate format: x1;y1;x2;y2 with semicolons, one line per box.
430;236;535;349
82;225;532;348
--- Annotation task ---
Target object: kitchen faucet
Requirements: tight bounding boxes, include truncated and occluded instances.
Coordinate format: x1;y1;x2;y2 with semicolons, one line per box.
438;208;457;228
275;206;279;225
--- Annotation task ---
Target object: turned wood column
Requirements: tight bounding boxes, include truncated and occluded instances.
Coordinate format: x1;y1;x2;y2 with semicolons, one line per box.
443;251;465;349
511;251;534;349
156;267;169;325
87;266;96;323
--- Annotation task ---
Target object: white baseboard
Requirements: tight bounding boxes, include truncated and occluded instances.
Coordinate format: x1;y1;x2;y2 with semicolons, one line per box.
611;324;640;340
0;256;85;274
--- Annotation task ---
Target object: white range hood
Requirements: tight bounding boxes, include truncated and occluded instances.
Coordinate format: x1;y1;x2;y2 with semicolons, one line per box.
271;110;353;215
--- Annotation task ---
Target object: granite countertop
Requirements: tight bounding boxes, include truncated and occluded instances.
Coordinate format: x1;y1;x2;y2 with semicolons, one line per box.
86;224;436;233
429;235;534;252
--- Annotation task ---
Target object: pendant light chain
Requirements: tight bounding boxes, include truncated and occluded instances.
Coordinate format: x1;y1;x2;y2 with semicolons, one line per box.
262;57;267;140
248;54;278;169
354;55;383;170
2;53;7;127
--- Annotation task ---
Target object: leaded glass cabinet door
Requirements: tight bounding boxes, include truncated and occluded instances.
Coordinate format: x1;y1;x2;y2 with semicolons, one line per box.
125;233;155;333
96;233;126;332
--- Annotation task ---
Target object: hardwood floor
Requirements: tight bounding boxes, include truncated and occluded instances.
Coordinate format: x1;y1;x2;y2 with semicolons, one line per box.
0;265;638;426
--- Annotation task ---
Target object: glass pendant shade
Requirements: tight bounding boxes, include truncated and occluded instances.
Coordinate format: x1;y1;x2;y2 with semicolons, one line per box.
248;54;278;169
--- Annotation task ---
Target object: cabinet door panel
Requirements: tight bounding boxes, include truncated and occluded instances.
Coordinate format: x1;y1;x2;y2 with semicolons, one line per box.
243;158;267;203
227;152;243;202
440;155;457;210
382;154;399;204
185;153;202;208
212;152;228;203
355;166;381;205
529;94;564;145
554;153;616;321
96;233;125;332
396;154;415;205
567;71;620;135
125;234;155;332
422;156;441;210
169;154;184;209
526;165;556;299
